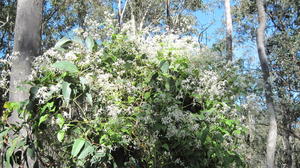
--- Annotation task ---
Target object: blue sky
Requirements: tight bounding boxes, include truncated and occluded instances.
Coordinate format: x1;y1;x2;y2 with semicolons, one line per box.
195;0;259;68
1;1;259;67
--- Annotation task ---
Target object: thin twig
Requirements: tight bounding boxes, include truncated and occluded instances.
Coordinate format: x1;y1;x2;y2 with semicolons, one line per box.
0;14;9;29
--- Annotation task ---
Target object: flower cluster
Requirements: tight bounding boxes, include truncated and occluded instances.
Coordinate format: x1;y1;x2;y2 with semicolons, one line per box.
2;16;248;167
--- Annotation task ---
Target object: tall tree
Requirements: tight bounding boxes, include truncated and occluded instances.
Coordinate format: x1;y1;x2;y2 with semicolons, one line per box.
225;0;233;61
8;1;43;165
233;0;300;166
255;0;277;167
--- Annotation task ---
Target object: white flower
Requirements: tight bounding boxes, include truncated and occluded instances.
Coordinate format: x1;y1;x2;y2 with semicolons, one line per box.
161;116;172;125
65;51;77;60
107;105;121;117
83;32;89;38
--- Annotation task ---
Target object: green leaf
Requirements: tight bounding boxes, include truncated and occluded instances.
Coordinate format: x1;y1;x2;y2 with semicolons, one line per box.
224;119;235;127
3;102;20;111
91;152;106;164
38;114;49;126
85;36;95;52
4;160;11;168
56;114;65;129
73;36;84;46
0;129;9;138
41;102;54;113
79;77;88;90
144;92;151;100
29;86;39;99
200;127;209;143
165;80;170;91
6;147;14;162
233;130;241;135
55;37;71;49
62;82;71;105
6;137;21;162
71;138;85;157
160;60;169;73
162;144;169;151
78;143;94;159
15;139;26;150
52;61;78;73
127;96;135;104
57;130;65;142
86;93;93;106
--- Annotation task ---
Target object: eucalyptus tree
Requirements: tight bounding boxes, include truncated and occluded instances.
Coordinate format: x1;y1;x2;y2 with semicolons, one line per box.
124;0;202;33
8;0;43;166
265;1;300;166
255;0;277;167
233;0;300;166
224;0;233;61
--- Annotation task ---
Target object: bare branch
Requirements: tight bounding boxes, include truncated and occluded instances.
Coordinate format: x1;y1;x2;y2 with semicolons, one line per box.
120;0;130;23
139;1;154;30
0;14;9;29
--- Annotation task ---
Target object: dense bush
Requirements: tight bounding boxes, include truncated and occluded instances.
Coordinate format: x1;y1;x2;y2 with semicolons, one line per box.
1;24;248;167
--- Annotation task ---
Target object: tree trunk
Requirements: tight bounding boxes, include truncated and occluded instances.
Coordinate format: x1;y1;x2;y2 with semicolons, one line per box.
139;1;152;30
282;127;292;168
279;91;293;168
8;0;43;167
118;0;122;29
166;0;171;30
129;1;136;35
224;0;233;61
118;0;129;30
255;0;278;167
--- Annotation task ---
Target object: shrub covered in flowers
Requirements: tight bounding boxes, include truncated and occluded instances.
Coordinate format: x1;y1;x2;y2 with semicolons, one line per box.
0;58;9;118
1;21;248;167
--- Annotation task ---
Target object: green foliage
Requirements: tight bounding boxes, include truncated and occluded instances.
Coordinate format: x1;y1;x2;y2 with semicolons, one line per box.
1;33;247;167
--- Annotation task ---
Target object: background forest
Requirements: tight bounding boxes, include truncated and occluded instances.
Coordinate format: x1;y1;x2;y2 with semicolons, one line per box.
0;0;299;167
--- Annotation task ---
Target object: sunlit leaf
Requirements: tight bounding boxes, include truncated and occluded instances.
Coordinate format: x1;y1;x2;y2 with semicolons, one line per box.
71;138;85;157
57;130;65;142
55;37;71;49
52;61;78;73
85;36;95;52
38;114;49;126
160;60;169;73
62;81;71;105
5;147;14;162
56;114;65;129
78;143;94;159
73;36;84;46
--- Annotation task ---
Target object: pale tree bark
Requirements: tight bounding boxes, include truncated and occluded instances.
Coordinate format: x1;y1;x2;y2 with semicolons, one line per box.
139;1;153;30
255;0;278;167
224;0;233;61
8;0;43;167
118;0;129;29
129;2;136;35
121;0;129;26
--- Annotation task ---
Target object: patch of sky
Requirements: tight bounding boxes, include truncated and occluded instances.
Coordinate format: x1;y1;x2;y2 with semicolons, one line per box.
194;0;259;69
